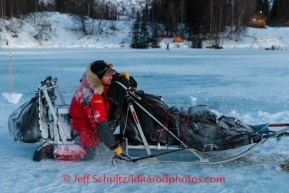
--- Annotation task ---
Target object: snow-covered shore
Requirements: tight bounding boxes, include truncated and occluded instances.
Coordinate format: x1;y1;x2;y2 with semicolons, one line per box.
1;12;289;50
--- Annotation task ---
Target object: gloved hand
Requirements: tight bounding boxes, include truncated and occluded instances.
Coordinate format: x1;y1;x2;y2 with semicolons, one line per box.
111;149;133;166
128;76;137;89
117;74;130;88
120;72;130;80
113;146;122;155
117;72;137;89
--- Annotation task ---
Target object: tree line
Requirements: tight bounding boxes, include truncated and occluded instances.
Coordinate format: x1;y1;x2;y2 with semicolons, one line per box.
133;0;255;48
0;0;118;20
132;0;289;48
0;0;289;48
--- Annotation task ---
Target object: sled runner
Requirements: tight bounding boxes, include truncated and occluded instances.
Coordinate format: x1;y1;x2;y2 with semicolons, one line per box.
8;76;289;164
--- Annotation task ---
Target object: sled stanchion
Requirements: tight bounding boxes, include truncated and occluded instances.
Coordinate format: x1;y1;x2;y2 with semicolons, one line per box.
40;84;68;144
126;95;152;156
56;85;66;105
41;85;60;143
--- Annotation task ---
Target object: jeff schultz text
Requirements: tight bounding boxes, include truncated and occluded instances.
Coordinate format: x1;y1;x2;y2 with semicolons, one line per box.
65;174;226;184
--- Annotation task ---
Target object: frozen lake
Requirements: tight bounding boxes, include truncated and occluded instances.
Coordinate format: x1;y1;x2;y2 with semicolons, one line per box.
1;48;289;193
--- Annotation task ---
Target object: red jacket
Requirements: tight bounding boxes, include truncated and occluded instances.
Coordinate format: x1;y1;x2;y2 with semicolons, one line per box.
69;64;114;148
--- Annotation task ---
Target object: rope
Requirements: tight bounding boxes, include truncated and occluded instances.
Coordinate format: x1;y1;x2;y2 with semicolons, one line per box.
128;94;253;144
141;97;169;115
117;89;263;163
157;111;171;144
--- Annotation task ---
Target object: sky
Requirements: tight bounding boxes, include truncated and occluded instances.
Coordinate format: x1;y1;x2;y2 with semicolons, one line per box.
1;12;289;193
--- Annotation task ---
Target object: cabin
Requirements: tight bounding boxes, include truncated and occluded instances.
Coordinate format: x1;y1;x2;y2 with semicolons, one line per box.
249;11;266;28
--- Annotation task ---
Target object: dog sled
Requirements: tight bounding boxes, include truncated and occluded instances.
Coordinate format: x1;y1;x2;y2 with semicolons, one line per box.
8;76;289;164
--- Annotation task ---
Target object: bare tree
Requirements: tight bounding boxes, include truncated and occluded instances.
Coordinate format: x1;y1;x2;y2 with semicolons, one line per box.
227;0;235;40
5;14;25;35
167;1;179;36
162;0;183;37
27;0;38;13
209;0;227;47
0;0;6;18
234;0;248;41
226;0;254;41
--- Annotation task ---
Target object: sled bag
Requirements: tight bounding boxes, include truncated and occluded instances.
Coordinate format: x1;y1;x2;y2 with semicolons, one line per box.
8;96;41;143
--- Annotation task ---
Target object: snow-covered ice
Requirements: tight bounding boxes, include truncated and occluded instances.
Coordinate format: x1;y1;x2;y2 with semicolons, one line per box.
2;92;22;104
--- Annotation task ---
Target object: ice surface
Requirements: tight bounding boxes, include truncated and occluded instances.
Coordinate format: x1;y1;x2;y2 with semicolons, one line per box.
1;48;289;193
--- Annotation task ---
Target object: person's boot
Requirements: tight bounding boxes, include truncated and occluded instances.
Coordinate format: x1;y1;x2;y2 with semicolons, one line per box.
33;143;54;161
80;147;97;161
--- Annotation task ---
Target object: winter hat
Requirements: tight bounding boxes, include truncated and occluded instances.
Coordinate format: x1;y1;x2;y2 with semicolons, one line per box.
90;60;116;79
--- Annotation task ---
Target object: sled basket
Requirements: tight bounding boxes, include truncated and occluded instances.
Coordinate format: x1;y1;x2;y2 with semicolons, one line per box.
112;81;289;164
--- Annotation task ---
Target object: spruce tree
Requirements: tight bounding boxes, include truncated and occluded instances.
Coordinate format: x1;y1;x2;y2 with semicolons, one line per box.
184;0;206;48
131;6;150;49
139;5;150;48
131;11;141;48
150;0;162;23
269;0;289;26
263;0;270;17
255;0;269;17
151;23;160;48
54;0;67;13
280;0;289;23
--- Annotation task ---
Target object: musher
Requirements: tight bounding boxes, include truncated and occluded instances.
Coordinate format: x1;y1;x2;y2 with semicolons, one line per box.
69;60;130;161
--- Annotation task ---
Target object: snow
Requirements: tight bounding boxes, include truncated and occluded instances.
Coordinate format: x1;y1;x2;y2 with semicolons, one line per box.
2;92;22;104
1;12;289;50
1;13;289;193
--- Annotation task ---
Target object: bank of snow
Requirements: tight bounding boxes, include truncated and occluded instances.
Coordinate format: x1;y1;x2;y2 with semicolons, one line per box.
1;12;289;50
